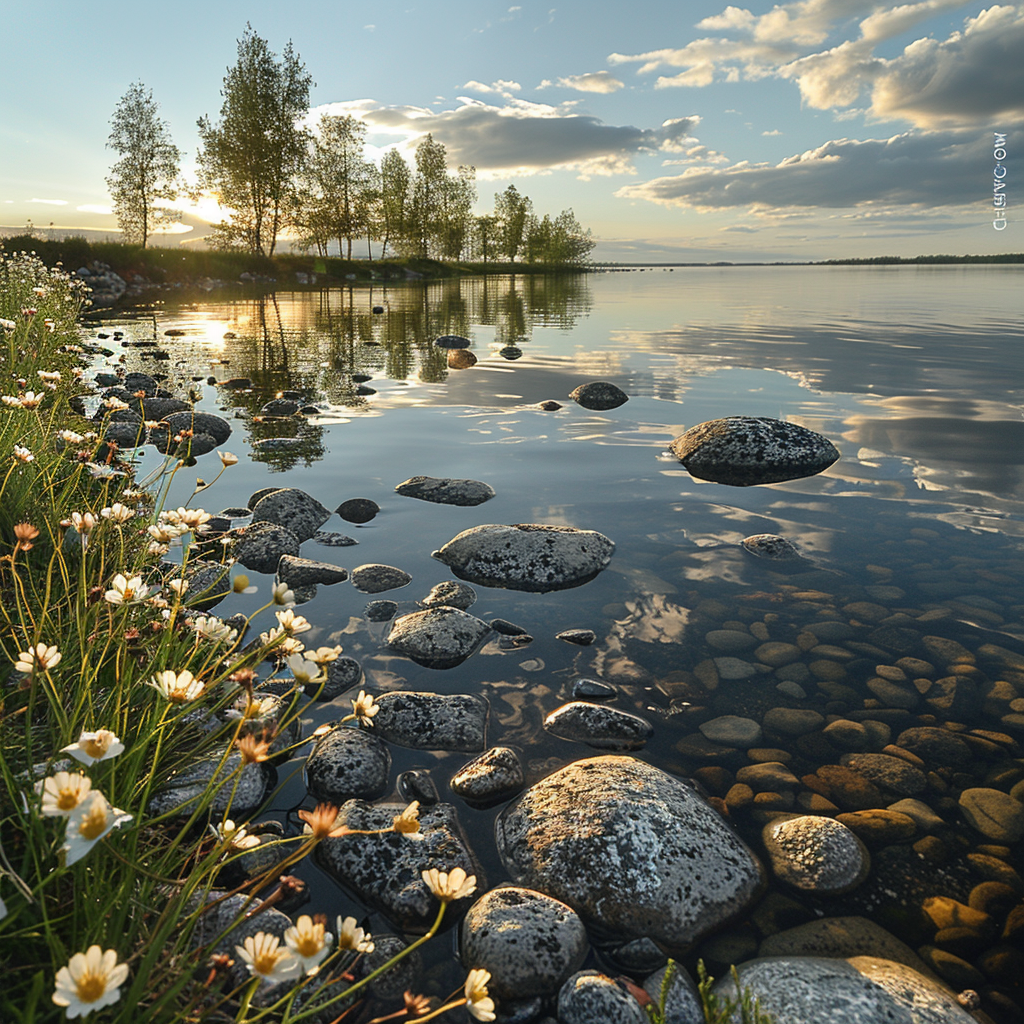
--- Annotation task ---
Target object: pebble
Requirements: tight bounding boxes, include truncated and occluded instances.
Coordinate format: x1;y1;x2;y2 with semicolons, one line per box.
834;809;917;845
736;762;800;791
699;716;763;748
572;677;617;700
420;580;477;610
713;657;758;680
762;815;870;895
557;971;647;1024
958;788;1024;843
336;498;379;523
756;642;802;667
763;708;825;737
543;702;654;751
568;381;629;410
556;628;597;646
838;752;928;796
450;747;525;805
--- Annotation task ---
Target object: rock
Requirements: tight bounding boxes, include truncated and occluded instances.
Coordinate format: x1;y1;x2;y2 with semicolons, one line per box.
103;421;148;448
308;656;362;701
558;971;647;1024
700;716;763;748
604;938;667;975
276;554;348;588
162;410;232;446
762;815;870;895
758;917;930;974
706;629;758;653
336;498;379;523
895;727;973;768
572;678;617;700
420;580;477;610
394;476;495;506
735;762;800;791
434;334;471;349
461;887;589;1000
372;691;488;751
815;765;885;811
539;400;562;410
230;521;300;574
669;416;840;486
543;702;654;751
886;798;945;833
763;708;825;737
713;657;758;680
569;382;629;410
181;560;231;611
835;809;917;845
350;564;412;593
313;531;358;547
398;769;440;806
304;727;391;804
364;600;398;622
148;750;267;817
251;488;331;542
742;534;801;560
317;800;478;933
958;788;1024;843
643;963;704;1024
556;629;597;646
496;756;764;948
259;398;300;417
714;956;976;1023
432;523;615;593
838;753;927;796
450;747;524;805
387;607;491;669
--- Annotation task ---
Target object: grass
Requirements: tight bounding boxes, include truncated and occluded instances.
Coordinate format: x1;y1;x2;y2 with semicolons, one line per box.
0;245;487;1023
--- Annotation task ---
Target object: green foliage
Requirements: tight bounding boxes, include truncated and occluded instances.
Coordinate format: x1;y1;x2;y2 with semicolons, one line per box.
106;82;182;248
196;24;312;256
644;960;776;1024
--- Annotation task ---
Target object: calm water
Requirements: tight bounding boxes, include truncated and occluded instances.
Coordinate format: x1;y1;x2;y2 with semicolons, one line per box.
95;266;1024;1008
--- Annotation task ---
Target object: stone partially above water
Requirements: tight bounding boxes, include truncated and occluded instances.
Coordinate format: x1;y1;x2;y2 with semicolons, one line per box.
231;522;300;574
251;487;331;542
569;381;629;410
669;417;840;486
395;475;495;506
432;523;615;593
762;815;870;895
305;727;391;804
387;606;492;669
276;554;348;588
420;580;477;610
372;691;488;751
496;756;764;948
451;747;525;805
543;702;654;751
351;563;412;593
742;534;801;560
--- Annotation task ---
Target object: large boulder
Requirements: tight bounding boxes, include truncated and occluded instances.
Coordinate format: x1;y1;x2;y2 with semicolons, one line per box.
496;756;764;949
669;417;839;486
432;523;614;593
251;488;331;542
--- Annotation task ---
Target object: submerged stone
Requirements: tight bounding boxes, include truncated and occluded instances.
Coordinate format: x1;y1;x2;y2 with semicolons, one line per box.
670;416;840;486
432;523;615;593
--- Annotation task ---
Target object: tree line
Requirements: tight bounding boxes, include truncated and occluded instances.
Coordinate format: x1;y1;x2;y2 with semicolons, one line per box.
106;26;595;266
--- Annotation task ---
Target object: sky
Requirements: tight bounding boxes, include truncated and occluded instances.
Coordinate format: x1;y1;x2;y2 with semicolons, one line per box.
0;0;1019;261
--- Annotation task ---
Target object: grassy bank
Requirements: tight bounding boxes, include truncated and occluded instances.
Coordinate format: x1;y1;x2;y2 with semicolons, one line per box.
0;248;490;1023
1;235;591;293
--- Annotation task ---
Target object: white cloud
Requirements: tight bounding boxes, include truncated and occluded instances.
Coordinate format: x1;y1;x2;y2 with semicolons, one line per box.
312;98;700;177
363;24;375;31
762;129;783;135
462;79;522;96
615;127;993;211
697;6;757;31
28;198;67;205
539;71;625;93
76;204;113;215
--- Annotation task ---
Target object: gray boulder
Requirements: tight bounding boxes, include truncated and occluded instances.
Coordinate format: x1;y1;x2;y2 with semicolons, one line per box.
350;563;412;593
670;417;840;486
461;887;589;1000
643;964;704;1024
387;607;491;669
420;580;478;610
163;410;232;446
372;691;488;751
148;750;267;817
231;522;300;574
277;554;349;587
251;488;331;542
713;956;976;1023
543;702;654;751
432;523;614;593
395;475;495;506
450;746;524;804
569;382;629;410
305;727;391;804
496;756;764;948
762;815;870;895
558;972;647;1024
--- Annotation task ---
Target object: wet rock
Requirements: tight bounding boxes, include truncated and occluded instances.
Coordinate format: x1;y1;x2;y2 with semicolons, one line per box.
834;809;917;845
558;972;647;1024
122;372;159;395
317;800;478;933
259;398;300;417
742;534;801;560
499;345;522;360
543;702;653;751
276;554;348;588
395;475;495;506
372;691;488;751
572;678;617;700
669;416;840;486
103;421;149;448
714;956;976;1023
192;894;293;989
762;815;870;895
895;727;973;768
451;747;525;805
643;963;704;1024
447;349;477;368
700;716;763;748
556;629;597;646
763;707;825;736
713;656;758;680
308;656;362;701
232;522;300;574
735;762;800;791
133;396;191;421
248;487;282;509
387;607;491;669
350;933;423;1000
958;788;1024;843
351;564;412;593
496;756;765;948
434;334;471;349
305;727;391;804
313;531;358;547
490;618;531;636
539;400;563;411
251;488;331;542
364;600;398;622
217;377;251;390
148;750;267;817
569;381;629;411
337;498;379;523
461;887;589;999
604;938;667;975
398;769;440;806
163;410;232;446
181;560;232;612
838;752;927;796
757;917;929;973
420;580;477;610
432;523;615;593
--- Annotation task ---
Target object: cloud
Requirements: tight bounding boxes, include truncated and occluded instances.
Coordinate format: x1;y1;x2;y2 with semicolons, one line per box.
313;98;700;176
462;79;522;96
761;129;782;136
76;204;113;215
28;198;67;206
539;71;625;93
615;128;993;211
363;24;375;31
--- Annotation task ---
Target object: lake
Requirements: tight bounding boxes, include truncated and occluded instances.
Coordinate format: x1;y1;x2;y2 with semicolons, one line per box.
95;265;1024;1019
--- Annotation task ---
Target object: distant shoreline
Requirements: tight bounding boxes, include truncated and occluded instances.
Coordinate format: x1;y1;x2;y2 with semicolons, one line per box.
595;253;1023;268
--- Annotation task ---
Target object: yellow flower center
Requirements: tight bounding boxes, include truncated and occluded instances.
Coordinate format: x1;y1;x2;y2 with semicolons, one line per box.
78;802;110;841
81;736;109;759
75;972;107;1004
294;932;322;957
252;949;287;976
57;788;80;811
